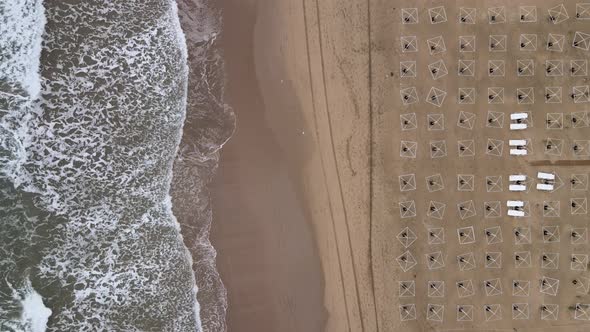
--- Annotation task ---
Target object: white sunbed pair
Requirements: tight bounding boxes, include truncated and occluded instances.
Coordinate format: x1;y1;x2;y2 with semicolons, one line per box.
509;174;527;192
510;113;528;130
536;172;555;191
507;201;525;217
509;139;528;155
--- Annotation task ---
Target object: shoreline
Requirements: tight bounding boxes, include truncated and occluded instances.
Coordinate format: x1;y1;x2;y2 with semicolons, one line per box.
211;0;326;331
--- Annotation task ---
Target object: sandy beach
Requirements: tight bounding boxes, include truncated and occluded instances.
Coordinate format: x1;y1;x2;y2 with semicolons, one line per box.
212;0;375;331
372;1;590;331
211;0;326;330
211;0;590;331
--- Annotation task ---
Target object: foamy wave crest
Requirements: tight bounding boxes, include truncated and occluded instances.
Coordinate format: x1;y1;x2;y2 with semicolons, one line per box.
0;277;52;332
18;282;52;332
0;1;48;330
0;0;45;98
0;0;44;185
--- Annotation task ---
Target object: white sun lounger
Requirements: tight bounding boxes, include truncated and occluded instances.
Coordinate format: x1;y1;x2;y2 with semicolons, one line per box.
509;139;527;146
509;184;527;191
510;149;527;155
509;175;527;182
537;172;555;180
510;123;527;130
508;209;525;217
510;113;528;120
536;183;554;191
507;200;525;207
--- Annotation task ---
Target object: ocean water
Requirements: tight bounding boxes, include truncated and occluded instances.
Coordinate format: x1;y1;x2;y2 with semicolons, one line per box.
0;0;231;331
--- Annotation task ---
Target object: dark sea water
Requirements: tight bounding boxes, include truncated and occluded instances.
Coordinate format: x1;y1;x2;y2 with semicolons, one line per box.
0;0;232;330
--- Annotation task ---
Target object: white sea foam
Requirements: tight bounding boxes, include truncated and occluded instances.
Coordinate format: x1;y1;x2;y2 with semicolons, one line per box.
0;4;49;330
0;0;45;98
19;283;52;332
0;0;45;186
1;278;52;332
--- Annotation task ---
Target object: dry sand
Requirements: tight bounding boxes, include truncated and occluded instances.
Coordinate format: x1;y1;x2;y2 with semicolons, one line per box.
372;1;590;331
211;0;590;331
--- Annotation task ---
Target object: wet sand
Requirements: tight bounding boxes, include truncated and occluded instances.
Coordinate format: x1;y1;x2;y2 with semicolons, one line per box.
211;0;375;331
211;0;325;331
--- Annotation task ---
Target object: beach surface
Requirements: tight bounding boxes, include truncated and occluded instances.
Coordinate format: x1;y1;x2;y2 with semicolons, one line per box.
212;0;375;331
211;0;590;331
